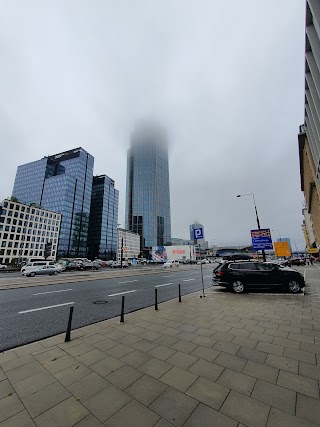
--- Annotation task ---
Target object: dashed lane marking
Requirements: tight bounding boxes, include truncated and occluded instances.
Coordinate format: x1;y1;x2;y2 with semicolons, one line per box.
33;289;73;296
118;280;138;284
108;290;137;297
155;283;173;288
19;302;74;314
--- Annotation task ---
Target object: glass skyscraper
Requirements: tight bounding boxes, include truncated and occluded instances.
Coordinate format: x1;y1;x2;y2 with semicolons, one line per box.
12;148;94;257
125;123;171;250
87;175;119;260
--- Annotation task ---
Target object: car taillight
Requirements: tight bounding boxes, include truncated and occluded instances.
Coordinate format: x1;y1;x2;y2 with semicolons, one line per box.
215;271;224;276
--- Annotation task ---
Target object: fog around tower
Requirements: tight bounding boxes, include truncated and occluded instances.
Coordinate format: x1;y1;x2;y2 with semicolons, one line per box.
0;0;305;249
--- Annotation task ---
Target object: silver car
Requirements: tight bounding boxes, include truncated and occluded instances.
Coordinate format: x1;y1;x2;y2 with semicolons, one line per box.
22;265;60;277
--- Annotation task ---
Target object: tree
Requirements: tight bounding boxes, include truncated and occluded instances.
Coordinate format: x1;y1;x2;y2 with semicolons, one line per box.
9;196;19;203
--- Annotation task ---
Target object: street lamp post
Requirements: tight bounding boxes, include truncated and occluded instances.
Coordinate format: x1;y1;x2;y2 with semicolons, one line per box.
198;243;205;298
117;223;123;267
237;193;266;262
272;229;282;242
121;236;123;268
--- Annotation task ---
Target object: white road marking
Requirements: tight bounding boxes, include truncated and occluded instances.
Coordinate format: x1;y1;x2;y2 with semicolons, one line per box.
163;275;175;277
155;283;173;288
304;269;307;280
183;279;195;282
203;275;211;278
118;280;138;284
108;290;137;297
19;302;74;314
33;289;73;296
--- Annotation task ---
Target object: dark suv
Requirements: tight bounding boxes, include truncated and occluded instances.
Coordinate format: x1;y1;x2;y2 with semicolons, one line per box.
213;261;305;294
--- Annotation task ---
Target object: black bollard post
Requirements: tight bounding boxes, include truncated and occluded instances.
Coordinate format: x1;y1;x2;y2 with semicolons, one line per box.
179;283;182;302
65;306;74;342
155;288;158;310
120;295;125;323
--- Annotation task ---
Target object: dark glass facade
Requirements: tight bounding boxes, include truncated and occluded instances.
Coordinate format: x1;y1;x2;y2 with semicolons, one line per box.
87;175;119;260
125;124;171;250
12;148;94;257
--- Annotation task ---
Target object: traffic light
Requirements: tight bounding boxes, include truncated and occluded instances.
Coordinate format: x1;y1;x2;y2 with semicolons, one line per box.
44;242;52;259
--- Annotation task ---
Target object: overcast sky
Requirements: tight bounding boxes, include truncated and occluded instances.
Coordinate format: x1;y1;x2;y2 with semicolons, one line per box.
0;0;306;249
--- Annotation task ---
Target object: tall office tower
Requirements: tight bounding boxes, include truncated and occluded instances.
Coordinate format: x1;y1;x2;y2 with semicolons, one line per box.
12;148;94;257
125;123;171;251
298;1;320;246
87;175;119;260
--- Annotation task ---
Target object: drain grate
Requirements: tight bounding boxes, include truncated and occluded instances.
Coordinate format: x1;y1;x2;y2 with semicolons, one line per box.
93;298;108;304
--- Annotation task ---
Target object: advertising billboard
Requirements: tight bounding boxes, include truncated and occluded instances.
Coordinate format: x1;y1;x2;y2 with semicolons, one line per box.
250;229;273;251
274;241;291;257
152;245;195;262
307;247;318;254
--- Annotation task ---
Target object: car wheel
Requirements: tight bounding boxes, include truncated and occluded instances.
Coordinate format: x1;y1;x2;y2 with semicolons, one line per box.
29;272;36;277
231;280;245;293
53;271;58;275
288;280;302;293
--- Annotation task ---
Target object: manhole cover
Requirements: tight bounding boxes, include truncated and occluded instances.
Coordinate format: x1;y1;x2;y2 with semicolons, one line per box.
93;299;108;304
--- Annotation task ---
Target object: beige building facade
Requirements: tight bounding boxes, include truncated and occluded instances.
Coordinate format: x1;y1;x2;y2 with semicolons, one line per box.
0;199;61;264
298;1;320;249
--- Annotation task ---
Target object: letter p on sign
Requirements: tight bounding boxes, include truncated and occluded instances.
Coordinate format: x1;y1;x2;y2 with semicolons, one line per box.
193;228;203;240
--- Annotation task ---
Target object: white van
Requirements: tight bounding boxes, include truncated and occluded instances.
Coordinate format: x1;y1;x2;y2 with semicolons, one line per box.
21;261;56;274
164;260;179;268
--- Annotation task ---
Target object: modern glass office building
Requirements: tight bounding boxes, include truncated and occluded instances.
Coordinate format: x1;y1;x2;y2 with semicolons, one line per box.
12;148;94;257
87;175;119;260
125;123;171;250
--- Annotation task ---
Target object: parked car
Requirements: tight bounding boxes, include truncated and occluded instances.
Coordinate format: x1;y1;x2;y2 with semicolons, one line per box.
213;261;305;294
100;260;111;267
21;261;56;274
197;259;209;265
164;260;179;268
290;258;306;266
64;261;83;271
223;254;253;261
110;261;129;268
0;264;7;270
82;261;100;270
22;265;61;277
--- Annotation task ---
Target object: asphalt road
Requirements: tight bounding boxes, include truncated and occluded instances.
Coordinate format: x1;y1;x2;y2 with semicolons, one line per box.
0;265;214;351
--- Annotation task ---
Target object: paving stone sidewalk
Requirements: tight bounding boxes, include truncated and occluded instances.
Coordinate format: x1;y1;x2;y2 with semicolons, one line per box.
0;274;320;426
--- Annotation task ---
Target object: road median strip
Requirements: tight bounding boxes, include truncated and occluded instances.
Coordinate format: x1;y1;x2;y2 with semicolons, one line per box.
0;266;212;291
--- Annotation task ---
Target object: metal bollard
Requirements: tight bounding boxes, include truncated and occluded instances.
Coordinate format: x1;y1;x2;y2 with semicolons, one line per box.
155;288;158;310
120;295;125;323
179;283;182;302
65;306;74;342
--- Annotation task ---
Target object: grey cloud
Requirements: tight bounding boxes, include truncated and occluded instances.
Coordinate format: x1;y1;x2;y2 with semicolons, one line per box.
0;0;306;249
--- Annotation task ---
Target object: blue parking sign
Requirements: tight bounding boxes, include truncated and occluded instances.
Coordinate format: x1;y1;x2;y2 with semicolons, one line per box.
193;227;204;240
